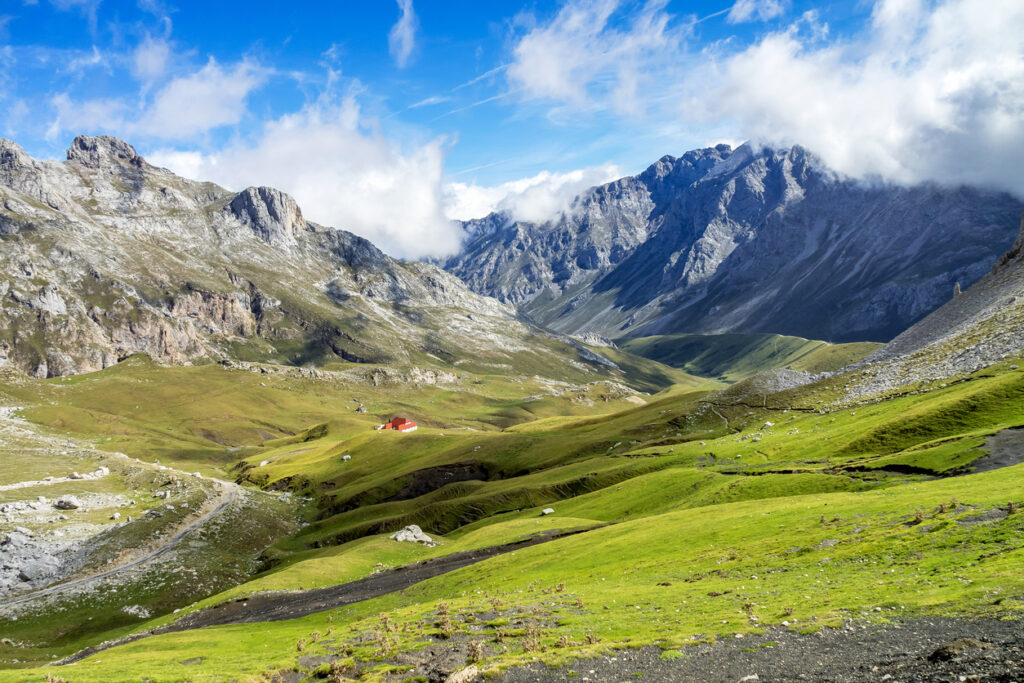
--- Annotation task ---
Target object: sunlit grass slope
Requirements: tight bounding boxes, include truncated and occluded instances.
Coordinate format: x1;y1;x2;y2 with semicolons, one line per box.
2;357;1023;680
622;333;882;382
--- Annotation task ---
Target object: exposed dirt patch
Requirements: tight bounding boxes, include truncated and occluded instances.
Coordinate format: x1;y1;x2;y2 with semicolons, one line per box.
975;427;1024;473
497;617;1024;682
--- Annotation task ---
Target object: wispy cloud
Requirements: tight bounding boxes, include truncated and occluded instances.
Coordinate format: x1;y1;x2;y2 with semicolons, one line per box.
388;0;417;68
727;0;787;24
451;63;508;91
410;95;449;108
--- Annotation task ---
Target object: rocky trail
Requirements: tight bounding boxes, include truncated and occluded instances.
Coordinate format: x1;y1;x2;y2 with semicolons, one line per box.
497;617;1024;682
3;479;239;609
0;404;247;610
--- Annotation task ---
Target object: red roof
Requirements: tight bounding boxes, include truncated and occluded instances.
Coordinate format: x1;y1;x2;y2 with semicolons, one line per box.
378;417;418;431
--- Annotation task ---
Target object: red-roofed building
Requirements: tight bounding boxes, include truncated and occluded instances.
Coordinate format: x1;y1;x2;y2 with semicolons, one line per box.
375;417;418;432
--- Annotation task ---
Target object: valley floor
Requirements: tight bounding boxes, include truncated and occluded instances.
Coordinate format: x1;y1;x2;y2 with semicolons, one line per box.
0;352;1023;681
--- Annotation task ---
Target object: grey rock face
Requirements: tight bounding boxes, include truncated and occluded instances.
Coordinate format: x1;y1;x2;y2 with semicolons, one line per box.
66;135;147;169
445;144;1024;343
227;186;306;248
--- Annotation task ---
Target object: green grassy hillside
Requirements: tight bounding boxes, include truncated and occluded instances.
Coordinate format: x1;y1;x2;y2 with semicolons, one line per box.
1;355;1023;681
621;333;882;382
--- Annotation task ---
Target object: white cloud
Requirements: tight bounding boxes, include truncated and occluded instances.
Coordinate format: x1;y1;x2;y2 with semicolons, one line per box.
47;58;265;141
700;0;1024;195
148;94;463;260
507;0;683;116
132;36;171;82
46;93;126;142
444;164;622;222
136;59;264;138
727;0;786;23
389;0;417;68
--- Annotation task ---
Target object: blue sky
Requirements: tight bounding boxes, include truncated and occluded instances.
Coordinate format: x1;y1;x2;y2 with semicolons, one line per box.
1;0;1020;257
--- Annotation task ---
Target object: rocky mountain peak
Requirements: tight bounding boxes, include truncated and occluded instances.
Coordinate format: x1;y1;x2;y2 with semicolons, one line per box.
227;186;307;248
0;139;32;171
66;135;147;169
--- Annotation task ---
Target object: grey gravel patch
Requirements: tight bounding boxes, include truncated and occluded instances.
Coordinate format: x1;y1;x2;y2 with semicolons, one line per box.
956;508;1010;527
975;428;1024;474
492;617;1024;683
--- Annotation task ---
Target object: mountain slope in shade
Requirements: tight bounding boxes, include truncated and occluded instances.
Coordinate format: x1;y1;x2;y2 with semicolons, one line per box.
843;213;1024;398
0;135;604;380
444;144;1023;343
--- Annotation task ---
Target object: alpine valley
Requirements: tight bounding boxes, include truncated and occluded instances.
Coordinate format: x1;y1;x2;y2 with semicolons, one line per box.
2;134;1024;683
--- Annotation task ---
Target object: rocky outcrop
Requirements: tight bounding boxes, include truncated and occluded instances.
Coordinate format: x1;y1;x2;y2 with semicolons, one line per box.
445;144;1024;343
389;524;436;546
66;135;147;170
227;186;306;248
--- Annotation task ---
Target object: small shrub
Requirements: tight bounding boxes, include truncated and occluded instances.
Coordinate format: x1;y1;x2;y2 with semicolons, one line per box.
437;614;455;639
584;633;601;645
522;623;543;652
468;640;485;663
296;637;307;652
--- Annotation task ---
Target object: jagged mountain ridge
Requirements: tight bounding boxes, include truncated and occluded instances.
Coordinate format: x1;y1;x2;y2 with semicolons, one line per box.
444;144;1024;343
0;135;601;379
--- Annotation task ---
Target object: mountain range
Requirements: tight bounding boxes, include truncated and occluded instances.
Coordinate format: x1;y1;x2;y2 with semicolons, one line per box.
444;143;1023;343
0;136;602;379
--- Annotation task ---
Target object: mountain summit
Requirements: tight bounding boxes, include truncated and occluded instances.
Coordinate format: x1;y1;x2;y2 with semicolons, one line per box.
444;144;1023;342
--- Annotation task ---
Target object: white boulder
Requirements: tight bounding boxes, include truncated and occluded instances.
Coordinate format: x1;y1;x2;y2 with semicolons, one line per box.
389;524;435;546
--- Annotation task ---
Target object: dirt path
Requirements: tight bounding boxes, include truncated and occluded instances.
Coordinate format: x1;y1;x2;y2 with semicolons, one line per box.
59;525;602;664
498;616;1024;682
5;480;239;608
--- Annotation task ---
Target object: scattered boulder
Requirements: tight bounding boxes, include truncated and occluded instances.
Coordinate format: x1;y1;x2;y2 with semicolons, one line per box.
446;665;479;683
18;560;53;582
389;524;436;546
54;495;81;510
121;604;152;619
541;508;555;516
